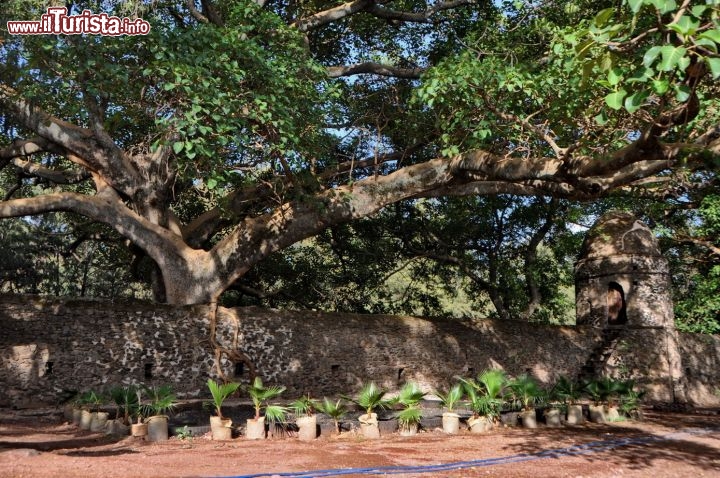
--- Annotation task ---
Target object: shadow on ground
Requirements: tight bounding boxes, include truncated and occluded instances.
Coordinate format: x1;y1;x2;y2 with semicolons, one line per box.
499;412;720;475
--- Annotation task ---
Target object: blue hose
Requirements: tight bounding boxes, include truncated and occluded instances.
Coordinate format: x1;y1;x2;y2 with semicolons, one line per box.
216;427;717;478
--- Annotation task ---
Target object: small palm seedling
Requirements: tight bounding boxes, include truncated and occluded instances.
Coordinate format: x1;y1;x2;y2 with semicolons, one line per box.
351;382;393;416
618;380;646;419
141;385;177;418
395;382;426;434
110;385;139;425
245;377;287;423
509;374;542;411
315;397;347;434
554;376;583;405
207;379;240;419
435;383;464;434
435;383;464;413
290;395;316;418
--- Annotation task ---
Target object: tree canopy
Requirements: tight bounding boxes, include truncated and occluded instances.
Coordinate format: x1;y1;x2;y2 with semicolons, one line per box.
1;0;719;316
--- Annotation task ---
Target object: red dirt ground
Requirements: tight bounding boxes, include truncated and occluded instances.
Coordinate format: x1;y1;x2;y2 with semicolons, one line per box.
1;408;719;478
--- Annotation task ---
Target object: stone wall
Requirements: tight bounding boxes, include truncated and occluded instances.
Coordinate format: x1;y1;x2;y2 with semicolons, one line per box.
1;294;718;408
678;332;720;407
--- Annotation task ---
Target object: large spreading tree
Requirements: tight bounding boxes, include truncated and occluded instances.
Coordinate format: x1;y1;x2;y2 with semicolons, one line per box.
1;0;719;305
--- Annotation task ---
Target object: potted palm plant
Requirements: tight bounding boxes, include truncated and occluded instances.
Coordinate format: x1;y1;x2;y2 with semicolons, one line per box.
585;378;606;423
350;382;393;439
207;379;240;440
108;385;138;435
244;377;286;440
434;383;464;434
290;395;318;441
76;391;95;430
140;385;177;442
88;391;110;433
509;374;542;428
315;397;347;435
618;380;645;420
586;377;622;423
599;376;623;421
543;384;562;427
73;391;91;428
477;369;507;426
131;388;148;438
461;369;506;433
463;383;494;433
554;376;584;425
395;382;426;436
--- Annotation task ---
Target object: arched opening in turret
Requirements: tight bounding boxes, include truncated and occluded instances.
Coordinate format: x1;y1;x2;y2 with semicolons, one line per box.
607;282;627;325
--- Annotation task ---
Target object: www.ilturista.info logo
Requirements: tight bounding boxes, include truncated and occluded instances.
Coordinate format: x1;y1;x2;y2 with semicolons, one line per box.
7;7;151;36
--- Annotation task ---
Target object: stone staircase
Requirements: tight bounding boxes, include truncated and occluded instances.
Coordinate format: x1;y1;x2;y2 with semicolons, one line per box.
579;327;623;381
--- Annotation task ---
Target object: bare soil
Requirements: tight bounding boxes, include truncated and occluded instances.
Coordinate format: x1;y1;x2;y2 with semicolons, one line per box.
1;408;719;478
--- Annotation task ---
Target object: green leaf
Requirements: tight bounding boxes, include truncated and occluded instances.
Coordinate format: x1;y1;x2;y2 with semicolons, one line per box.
594;111;609;125
677;54;691;72
643;46;663;68
667;15;700;37
695;37;718;53
650;0;677;14
675;84;691;102
206;178;217;189
652;78;670;95
594;8;615;27
706;57;720;79
627;66;652;83
627;0;644;14
658;45;687;71
607;67;623;86
691;5;708;18
698;29;720;44
605;89;628;110
624;90;649;113
172;142;184;154
575;39;594;59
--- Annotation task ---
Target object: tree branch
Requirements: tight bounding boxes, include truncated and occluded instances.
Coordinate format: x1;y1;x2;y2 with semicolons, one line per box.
675;236;720;256
366;0;476;24
294;0;372;32
0;85;138;195
0;192;190;268
327;62;425;79
10;158;90;184
186;0;209;23
182;142;426;246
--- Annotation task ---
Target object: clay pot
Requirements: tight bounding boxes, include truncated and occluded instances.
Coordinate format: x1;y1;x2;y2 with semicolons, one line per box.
131;422;148;438
72;408;82;426
520;409;537;429
79;410;93;430
399;422;418;437
296;415;317;441
210;416;233;441
245;416;266;440
566;404;584;425
441;412;460;434
606;405;620;421
146;415;169;442
467;415;492;433
589;404;606;423
106;419;130;436
90;411;109;432
63;404;74;422
358;413;380;439
544;408;562;427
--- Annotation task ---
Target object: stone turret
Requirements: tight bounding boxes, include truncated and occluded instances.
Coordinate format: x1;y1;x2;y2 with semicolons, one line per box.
575;211;673;328
575;211;685;404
